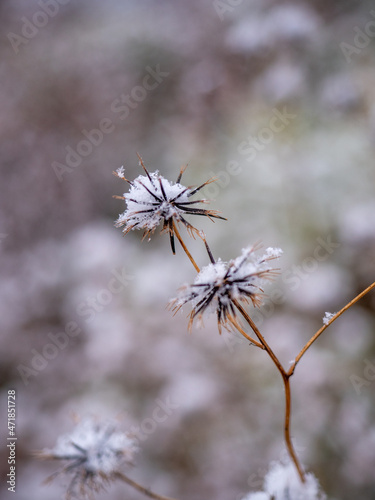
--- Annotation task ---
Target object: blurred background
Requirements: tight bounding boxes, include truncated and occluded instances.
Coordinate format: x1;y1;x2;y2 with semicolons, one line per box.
1;0;375;499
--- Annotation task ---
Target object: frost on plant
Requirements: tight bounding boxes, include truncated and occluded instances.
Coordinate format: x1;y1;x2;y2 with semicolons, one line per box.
37;418;138;499
244;461;327;500
114;154;225;254
322;311;336;325
171;244;282;332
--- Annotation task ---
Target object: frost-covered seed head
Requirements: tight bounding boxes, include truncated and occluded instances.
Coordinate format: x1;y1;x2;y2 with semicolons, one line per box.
171;244;282;332
38;418;138;499
113;155;225;254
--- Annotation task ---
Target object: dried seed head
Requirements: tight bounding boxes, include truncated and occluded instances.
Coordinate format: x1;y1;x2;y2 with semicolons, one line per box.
113;155;225;253
37;418;138;499
171;244;283;332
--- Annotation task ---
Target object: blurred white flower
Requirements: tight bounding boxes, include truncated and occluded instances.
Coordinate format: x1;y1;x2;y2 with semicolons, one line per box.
38;417;138;499
244;461;326;500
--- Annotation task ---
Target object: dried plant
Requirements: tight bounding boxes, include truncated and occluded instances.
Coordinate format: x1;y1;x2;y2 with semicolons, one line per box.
112;155;375;496
40;154;375;500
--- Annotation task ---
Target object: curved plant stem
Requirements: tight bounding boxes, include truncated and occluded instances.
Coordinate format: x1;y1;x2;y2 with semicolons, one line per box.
234;299;305;483
288;280;375;377
171;231;308;483
116;472;178;500
234;300;284;376
172;220;200;273
227;314;265;350
282;375;305;482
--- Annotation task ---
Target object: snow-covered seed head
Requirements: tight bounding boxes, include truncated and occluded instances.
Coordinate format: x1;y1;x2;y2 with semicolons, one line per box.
171;244;283;332
37;418;138;499
113;154;225;254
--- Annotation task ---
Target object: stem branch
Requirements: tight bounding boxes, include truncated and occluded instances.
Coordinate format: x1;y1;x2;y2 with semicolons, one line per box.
116;473;178;500
289;280;375;376
233;300;305;482
172;221;200;273
282;375;305;482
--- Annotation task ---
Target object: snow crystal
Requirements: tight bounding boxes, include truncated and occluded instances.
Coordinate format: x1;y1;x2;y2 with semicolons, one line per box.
323;311;336;326
116;166;125;179
264;247;283;259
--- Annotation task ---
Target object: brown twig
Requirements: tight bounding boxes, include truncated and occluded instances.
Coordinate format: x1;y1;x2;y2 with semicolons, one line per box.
234;300;285;377
288;280;375;377
234;299;306;483
282;376;305;482
170;225;310;483
172;220;200;273
115;472;178;500
227;314;265;350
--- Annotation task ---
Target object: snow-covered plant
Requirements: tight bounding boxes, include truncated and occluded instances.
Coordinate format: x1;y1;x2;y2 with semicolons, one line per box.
113;153;225;255
171;244;283;332
39;154;375;500
37;417;175;500
37;418;137;498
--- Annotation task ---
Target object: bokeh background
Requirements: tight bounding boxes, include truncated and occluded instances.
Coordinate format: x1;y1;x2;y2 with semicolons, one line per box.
1;1;375;499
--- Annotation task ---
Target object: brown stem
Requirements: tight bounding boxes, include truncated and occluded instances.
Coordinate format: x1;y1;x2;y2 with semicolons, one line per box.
234;300;285;377
115;472;178;500
282;375;305;482
172;220;200;273
288;280;375;377
233;299;305;482
227;314;265;350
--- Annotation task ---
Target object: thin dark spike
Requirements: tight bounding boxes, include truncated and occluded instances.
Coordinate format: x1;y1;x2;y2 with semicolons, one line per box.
127;198;159;206
112;170;133;185
194;288;217;316
159;177;167;200
170;186;190;202
71;442;86;454
178;206;226;219
174;199;209;206
188;178;216;197
168;219;176;254
177;164;188;184
137;180;162;202
136;152;156;188
178;215;200;239
204;239;216;264
127;208;156;215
